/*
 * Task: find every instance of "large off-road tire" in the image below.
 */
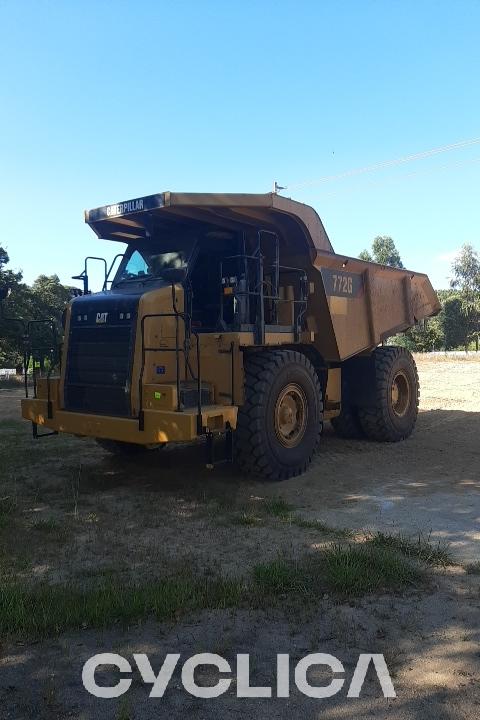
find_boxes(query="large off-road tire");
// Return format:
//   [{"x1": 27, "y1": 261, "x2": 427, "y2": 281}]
[
  {"x1": 331, "y1": 406, "x2": 364, "y2": 439},
  {"x1": 96, "y1": 439, "x2": 166, "y2": 455},
  {"x1": 330, "y1": 371, "x2": 364, "y2": 439},
  {"x1": 235, "y1": 350, "x2": 323, "y2": 480},
  {"x1": 357, "y1": 346, "x2": 419, "y2": 442}
]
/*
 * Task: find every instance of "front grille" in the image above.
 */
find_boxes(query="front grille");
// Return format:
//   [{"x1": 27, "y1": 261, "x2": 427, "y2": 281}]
[{"x1": 64, "y1": 324, "x2": 135, "y2": 416}]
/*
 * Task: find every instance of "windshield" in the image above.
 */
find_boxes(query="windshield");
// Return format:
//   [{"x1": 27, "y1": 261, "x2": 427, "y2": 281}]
[{"x1": 112, "y1": 240, "x2": 195, "y2": 286}]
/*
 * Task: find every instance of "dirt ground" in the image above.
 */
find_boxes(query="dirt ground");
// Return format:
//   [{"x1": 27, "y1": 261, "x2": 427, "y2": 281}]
[
  {"x1": 281, "y1": 354, "x2": 480, "y2": 564},
  {"x1": 0, "y1": 355, "x2": 479, "y2": 719}
]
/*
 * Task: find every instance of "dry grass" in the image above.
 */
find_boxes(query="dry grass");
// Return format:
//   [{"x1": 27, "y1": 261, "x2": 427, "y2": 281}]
[{"x1": 413, "y1": 352, "x2": 480, "y2": 362}]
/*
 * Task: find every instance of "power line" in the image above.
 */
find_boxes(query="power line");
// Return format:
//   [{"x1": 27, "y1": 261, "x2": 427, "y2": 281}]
[
  {"x1": 285, "y1": 136, "x2": 480, "y2": 191},
  {"x1": 315, "y1": 154, "x2": 480, "y2": 199}
]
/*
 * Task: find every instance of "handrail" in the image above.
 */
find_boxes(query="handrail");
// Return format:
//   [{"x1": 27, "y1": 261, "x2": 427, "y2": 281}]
[
  {"x1": 72, "y1": 256, "x2": 108, "y2": 295},
  {"x1": 104, "y1": 253, "x2": 125, "y2": 290},
  {"x1": 220, "y1": 254, "x2": 308, "y2": 340},
  {"x1": 23, "y1": 318, "x2": 59, "y2": 419},
  {"x1": 218, "y1": 341, "x2": 235, "y2": 406}
]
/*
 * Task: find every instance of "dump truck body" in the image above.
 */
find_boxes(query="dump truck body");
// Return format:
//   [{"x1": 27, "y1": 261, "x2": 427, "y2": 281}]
[{"x1": 21, "y1": 192, "x2": 440, "y2": 478}]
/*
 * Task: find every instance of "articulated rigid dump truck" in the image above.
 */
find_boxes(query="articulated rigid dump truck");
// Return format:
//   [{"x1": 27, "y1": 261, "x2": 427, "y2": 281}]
[{"x1": 21, "y1": 192, "x2": 440, "y2": 479}]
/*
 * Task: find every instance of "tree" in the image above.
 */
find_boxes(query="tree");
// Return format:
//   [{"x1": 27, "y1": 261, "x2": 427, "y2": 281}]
[
  {"x1": 31, "y1": 274, "x2": 72, "y2": 322},
  {"x1": 371, "y1": 236, "x2": 404, "y2": 268},
  {"x1": 450, "y1": 244, "x2": 480, "y2": 350},
  {"x1": 29, "y1": 275, "x2": 73, "y2": 369},
  {"x1": 396, "y1": 314, "x2": 444, "y2": 352},
  {"x1": 358, "y1": 249, "x2": 373, "y2": 262},
  {"x1": 0, "y1": 246, "x2": 22, "y2": 291},
  {"x1": 0, "y1": 251, "x2": 72, "y2": 369},
  {"x1": 0, "y1": 246, "x2": 9, "y2": 270},
  {"x1": 441, "y1": 294, "x2": 470, "y2": 350},
  {"x1": 0, "y1": 247, "x2": 27, "y2": 367},
  {"x1": 359, "y1": 236, "x2": 404, "y2": 268}
]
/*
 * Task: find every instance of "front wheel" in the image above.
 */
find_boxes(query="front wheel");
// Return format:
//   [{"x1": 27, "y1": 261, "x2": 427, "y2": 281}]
[
  {"x1": 235, "y1": 350, "x2": 323, "y2": 480},
  {"x1": 357, "y1": 346, "x2": 419, "y2": 442}
]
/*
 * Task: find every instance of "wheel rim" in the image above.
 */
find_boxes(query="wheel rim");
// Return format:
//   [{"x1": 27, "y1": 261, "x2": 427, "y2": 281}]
[
  {"x1": 391, "y1": 370, "x2": 411, "y2": 417},
  {"x1": 274, "y1": 383, "x2": 308, "y2": 448}
]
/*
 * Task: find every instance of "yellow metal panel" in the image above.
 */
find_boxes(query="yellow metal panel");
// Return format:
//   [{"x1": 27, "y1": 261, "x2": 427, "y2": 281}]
[
  {"x1": 35, "y1": 377, "x2": 61, "y2": 403},
  {"x1": 325, "y1": 368, "x2": 341, "y2": 410},
  {"x1": 21, "y1": 399, "x2": 237, "y2": 444},
  {"x1": 142, "y1": 383, "x2": 178, "y2": 410}
]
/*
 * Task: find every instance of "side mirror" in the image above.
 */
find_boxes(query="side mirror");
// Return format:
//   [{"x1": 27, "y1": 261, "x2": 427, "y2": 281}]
[
  {"x1": 0, "y1": 285, "x2": 10, "y2": 301},
  {"x1": 161, "y1": 266, "x2": 187, "y2": 284}
]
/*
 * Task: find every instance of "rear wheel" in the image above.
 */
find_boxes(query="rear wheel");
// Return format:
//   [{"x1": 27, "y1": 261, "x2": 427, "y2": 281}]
[
  {"x1": 331, "y1": 406, "x2": 364, "y2": 439},
  {"x1": 236, "y1": 350, "x2": 323, "y2": 480},
  {"x1": 96, "y1": 439, "x2": 166, "y2": 455},
  {"x1": 358, "y1": 346, "x2": 419, "y2": 441},
  {"x1": 331, "y1": 372, "x2": 364, "y2": 439}
]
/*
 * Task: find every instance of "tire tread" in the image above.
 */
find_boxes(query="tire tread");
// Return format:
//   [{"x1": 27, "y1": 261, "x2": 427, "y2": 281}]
[
  {"x1": 236, "y1": 349, "x2": 323, "y2": 479},
  {"x1": 357, "y1": 346, "x2": 419, "y2": 442}
]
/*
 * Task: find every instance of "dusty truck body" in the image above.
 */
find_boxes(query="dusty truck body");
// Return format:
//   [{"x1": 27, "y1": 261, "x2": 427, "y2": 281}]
[{"x1": 21, "y1": 192, "x2": 440, "y2": 478}]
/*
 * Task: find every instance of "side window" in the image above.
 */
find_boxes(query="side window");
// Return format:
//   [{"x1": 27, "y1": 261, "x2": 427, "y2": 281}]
[{"x1": 124, "y1": 250, "x2": 148, "y2": 278}]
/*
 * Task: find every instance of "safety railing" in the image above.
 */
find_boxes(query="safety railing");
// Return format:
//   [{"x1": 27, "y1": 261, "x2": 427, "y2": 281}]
[
  {"x1": 24, "y1": 318, "x2": 60, "y2": 421},
  {"x1": 220, "y1": 252, "x2": 308, "y2": 342}
]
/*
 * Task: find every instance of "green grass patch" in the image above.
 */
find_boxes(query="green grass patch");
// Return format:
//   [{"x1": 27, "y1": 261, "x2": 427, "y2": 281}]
[
  {"x1": 1, "y1": 541, "x2": 427, "y2": 639},
  {"x1": 232, "y1": 512, "x2": 264, "y2": 527},
  {"x1": 229, "y1": 496, "x2": 293, "y2": 526},
  {"x1": 254, "y1": 544, "x2": 422, "y2": 599},
  {"x1": 323, "y1": 543, "x2": 421, "y2": 594},
  {"x1": 366, "y1": 531, "x2": 453, "y2": 566},
  {"x1": 262, "y1": 497, "x2": 294, "y2": 520},
  {"x1": 228, "y1": 496, "x2": 353, "y2": 538},
  {"x1": 0, "y1": 572, "x2": 246, "y2": 639},
  {"x1": 253, "y1": 557, "x2": 312, "y2": 595},
  {"x1": 290, "y1": 517, "x2": 354, "y2": 539}
]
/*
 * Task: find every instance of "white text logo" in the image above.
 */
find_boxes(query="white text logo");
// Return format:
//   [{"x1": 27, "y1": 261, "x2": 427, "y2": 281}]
[{"x1": 82, "y1": 652, "x2": 396, "y2": 700}]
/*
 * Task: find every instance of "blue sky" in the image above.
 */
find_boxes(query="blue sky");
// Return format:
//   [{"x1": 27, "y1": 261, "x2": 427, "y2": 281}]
[{"x1": 1, "y1": 0, "x2": 479, "y2": 290}]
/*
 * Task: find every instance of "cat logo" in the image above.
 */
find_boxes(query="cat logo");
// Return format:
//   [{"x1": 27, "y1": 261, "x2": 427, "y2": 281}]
[{"x1": 96, "y1": 312, "x2": 109, "y2": 324}]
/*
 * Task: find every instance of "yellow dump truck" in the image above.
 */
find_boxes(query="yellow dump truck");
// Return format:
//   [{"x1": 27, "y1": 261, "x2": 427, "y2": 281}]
[{"x1": 20, "y1": 192, "x2": 440, "y2": 479}]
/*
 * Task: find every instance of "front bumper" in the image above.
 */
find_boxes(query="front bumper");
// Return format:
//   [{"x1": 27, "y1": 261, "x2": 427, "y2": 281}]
[{"x1": 21, "y1": 397, "x2": 237, "y2": 444}]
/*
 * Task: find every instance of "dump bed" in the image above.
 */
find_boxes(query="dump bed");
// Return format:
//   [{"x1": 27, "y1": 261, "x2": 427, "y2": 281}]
[
  {"x1": 308, "y1": 250, "x2": 440, "y2": 361},
  {"x1": 85, "y1": 191, "x2": 440, "y2": 362}
]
